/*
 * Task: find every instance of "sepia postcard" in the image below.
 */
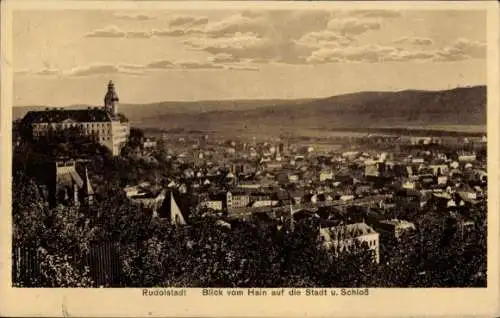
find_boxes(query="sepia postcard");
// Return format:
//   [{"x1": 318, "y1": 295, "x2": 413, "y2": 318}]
[{"x1": 0, "y1": 1, "x2": 499, "y2": 317}]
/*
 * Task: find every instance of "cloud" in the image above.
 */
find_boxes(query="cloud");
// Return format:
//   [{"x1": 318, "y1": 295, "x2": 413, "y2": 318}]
[
  {"x1": 83, "y1": 12, "x2": 484, "y2": 66},
  {"x1": 327, "y1": 18, "x2": 381, "y2": 36},
  {"x1": 112, "y1": 12, "x2": 155, "y2": 21},
  {"x1": 449, "y1": 38, "x2": 486, "y2": 58},
  {"x1": 145, "y1": 57, "x2": 258, "y2": 71},
  {"x1": 224, "y1": 63, "x2": 259, "y2": 71},
  {"x1": 306, "y1": 45, "x2": 399, "y2": 64},
  {"x1": 203, "y1": 13, "x2": 268, "y2": 37},
  {"x1": 383, "y1": 50, "x2": 435, "y2": 62},
  {"x1": 85, "y1": 25, "x2": 126, "y2": 38},
  {"x1": 126, "y1": 30, "x2": 153, "y2": 39},
  {"x1": 207, "y1": 53, "x2": 238, "y2": 63},
  {"x1": 182, "y1": 32, "x2": 279, "y2": 63},
  {"x1": 117, "y1": 11, "x2": 331, "y2": 64},
  {"x1": 305, "y1": 44, "x2": 438, "y2": 64},
  {"x1": 82, "y1": 12, "x2": 337, "y2": 64},
  {"x1": 169, "y1": 15, "x2": 208, "y2": 28},
  {"x1": 180, "y1": 11, "x2": 332, "y2": 64},
  {"x1": 145, "y1": 60, "x2": 176, "y2": 70},
  {"x1": 305, "y1": 44, "x2": 439, "y2": 64},
  {"x1": 186, "y1": 12, "x2": 333, "y2": 63},
  {"x1": 152, "y1": 27, "x2": 205, "y2": 38},
  {"x1": 433, "y1": 38, "x2": 486, "y2": 62},
  {"x1": 16, "y1": 64, "x2": 145, "y2": 77},
  {"x1": 294, "y1": 30, "x2": 353, "y2": 49},
  {"x1": 85, "y1": 25, "x2": 154, "y2": 39},
  {"x1": 64, "y1": 64, "x2": 144, "y2": 76},
  {"x1": 175, "y1": 60, "x2": 257, "y2": 71},
  {"x1": 305, "y1": 37, "x2": 485, "y2": 64},
  {"x1": 183, "y1": 32, "x2": 267, "y2": 50},
  {"x1": 36, "y1": 68, "x2": 62, "y2": 76},
  {"x1": 392, "y1": 36, "x2": 434, "y2": 46},
  {"x1": 145, "y1": 13, "x2": 267, "y2": 39},
  {"x1": 15, "y1": 68, "x2": 63, "y2": 77},
  {"x1": 85, "y1": 25, "x2": 205, "y2": 39}
]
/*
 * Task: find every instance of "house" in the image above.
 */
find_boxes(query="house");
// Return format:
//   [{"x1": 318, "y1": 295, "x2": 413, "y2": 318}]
[
  {"x1": 157, "y1": 192, "x2": 187, "y2": 225},
  {"x1": 21, "y1": 81, "x2": 130, "y2": 156},
  {"x1": 379, "y1": 197, "x2": 396, "y2": 211},
  {"x1": 374, "y1": 219, "x2": 416, "y2": 241},
  {"x1": 199, "y1": 200, "x2": 223, "y2": 211},
  {"x1": 394, "y1": 189, "x2": 422, "y2": 213},
  {"x1": 457, "y1": 219, "x2": 475, "y2": 239},
  {"x1": 228, "y1": 191, "x2": 251, "y2": 209},
  {"x1": 409, "y1": 137, "x2": 432, "y2": 145},
  {"x1": 288, "y1": 174, "x2": 299, "y2": 183},
  {"x1": 142, "y1": 138, "x2": 157, "y2": 153},
  {"x1": 456, "y1": 184, "x2": 478, "y2": 201},
  {"x1": 127, "y1": 188, "x2": 166, "y2": 216},
  {"x1": 342, "y1": 151, "x2": 359, "y2": 159},
  {"x1": 319, "y1": 170, "x2": 334, "y2": 182},
  {"x1": 402, "y1": 180, "x2": 416, "y2": 190},
  {"x1": 198, "y1": 192, "x2": 231, "y2": 211},
  {"x1": 263, "y1": 161, "x2": 283, "y2": 171},
  {"x1": 364, "y1": 164, "x2": 379, "y2": 177},
  {"x1": 288, "y1": 190, "x2": 305, "y2": 205},
  {"x1": 437, "y1": 176, "x2": 448, "y2": 186},
  {"x1": 35, "y1": 159, "x2": 94, "y2": 208},
  {"x1": 319, "y1": 222, "x2": 380, "y2": 264},
  {"x1": 458, "y1": 152, "x2": 477, "y2": 162},
  {"x1": 354, "y1": 184, "x2": 372, "y2": 197},
  {"x1": 411, "y1": 157, "x2": 425, "y2": 164},
  {"x1": 418, "y1": 174, "x2": 436, "y2": 187},
  {"x1": 250, "y1": 199, "x2": 279, "y2": 208},
  {"x1": 237, "y1": 181, "x2": 262, "y2": 190},
  {"x1": 429, "y1": 164, "x2": 449, "y2": 176},
  {"x1": 428, "y1": 192, "x2": 453, "y2": 210}
]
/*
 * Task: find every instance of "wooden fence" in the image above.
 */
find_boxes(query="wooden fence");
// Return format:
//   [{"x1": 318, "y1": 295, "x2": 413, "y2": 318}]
[{"x1": 12, "y1": 242, "x2": 122, "y2": 287}]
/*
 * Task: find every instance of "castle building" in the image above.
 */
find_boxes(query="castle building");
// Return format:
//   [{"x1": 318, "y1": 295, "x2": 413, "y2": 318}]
[
  {"x1": 319, "y1": 222, "x2": 380, "y2": 264},
  {"x1": 21, "y1": 81, "x2": 130, "y2": 156}
]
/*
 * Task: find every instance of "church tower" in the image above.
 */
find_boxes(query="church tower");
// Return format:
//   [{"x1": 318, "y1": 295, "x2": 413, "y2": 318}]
[
  {"x1": 104, "y1": 80, "x2": 119, "y2": 116},
  {"x1": 81, "y1": 166, "x2": 95, "y2": 206}
]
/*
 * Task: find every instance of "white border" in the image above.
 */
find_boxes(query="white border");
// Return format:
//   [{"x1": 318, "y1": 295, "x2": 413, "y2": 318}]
[{"x1": 1, "y1": 2, "x2": 498, "y2": 317}]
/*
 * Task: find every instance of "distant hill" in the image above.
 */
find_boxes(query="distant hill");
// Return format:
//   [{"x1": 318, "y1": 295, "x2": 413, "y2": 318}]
[{"x1": 14, "y1": 86, "x2": 486, "y2": 136}]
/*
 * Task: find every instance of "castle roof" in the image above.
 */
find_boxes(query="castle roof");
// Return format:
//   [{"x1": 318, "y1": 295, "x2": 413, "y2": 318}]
[{"x1": 23, "y1": 108, "x2": 114, "y2": 124}]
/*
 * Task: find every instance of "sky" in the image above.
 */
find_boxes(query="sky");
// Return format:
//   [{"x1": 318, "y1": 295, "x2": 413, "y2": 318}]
[{"x1": 13, "y1": 9, "x2": 487, "y2": 106}]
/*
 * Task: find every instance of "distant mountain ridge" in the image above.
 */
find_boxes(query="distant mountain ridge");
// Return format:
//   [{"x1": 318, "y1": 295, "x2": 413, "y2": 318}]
[{"x1": 14, "y1": 86, "x2": 486, "y2": 134}]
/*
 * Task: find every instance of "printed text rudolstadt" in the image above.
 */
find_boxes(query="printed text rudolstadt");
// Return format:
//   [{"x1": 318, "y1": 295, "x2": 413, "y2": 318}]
[{"x1": 142, "y1": 289, "x2": 188, "y2": 296}]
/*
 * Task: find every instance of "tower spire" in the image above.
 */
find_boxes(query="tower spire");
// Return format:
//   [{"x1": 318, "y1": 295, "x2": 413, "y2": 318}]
[{"x1": 82, "y1": 166, "x2": 94, "y2": 205}]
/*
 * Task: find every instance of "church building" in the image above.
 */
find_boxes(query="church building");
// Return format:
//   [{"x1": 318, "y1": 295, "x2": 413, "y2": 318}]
[{"x1": 21, "y1": 81, "x2": 130, "y2": 156}]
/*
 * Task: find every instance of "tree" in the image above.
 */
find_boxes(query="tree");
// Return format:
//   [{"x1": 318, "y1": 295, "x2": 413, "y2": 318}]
[
  {"x1": 36, "y1": 248, "x2": 94, "y2": 288},
  {"x1": 12, "y1": 176, "x2": 98, "y2": 287}
]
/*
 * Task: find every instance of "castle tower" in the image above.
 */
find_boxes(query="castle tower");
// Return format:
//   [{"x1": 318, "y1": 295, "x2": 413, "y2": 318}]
[{"x1": 104, "y1": 80, "x2": 119, "y2": 116}]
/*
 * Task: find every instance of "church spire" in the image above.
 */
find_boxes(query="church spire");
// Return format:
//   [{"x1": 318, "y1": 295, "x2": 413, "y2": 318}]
[
  {"x1": 104, "y1": 80, "x2": 119, "y2": 116},
  {"x1": 82, "y1": 166, "x2": 94, "y2": 205}
]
